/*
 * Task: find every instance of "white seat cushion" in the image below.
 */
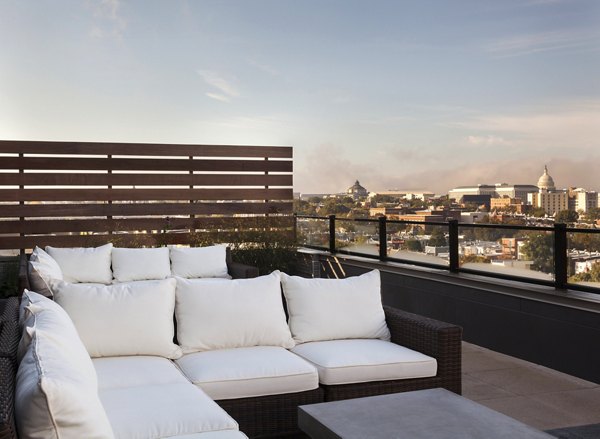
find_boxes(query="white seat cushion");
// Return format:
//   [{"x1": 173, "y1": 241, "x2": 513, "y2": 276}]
[
  {"x1": 175, "y1": 272, "x2": 294, "y2": 353},
  {"x1": 99, "y1": 383, "x2": 238, "y2": 439},
  {"x1": 53, "y1": 278, "x2": 182, "y2": 359},
  {"x1": 112, "y1": 247, "x2": 171, "y2": 282},
  {"x1": 281, "y1": 270, "x2": 391, "y2": 343},
  {"x1": 291, "y1": 339, "x2": 437, "y2": 385},
  {"x1": 46, "y1": 244, "x2": 113, "y2": 284},
  {"x1": 93, "y1": 356, "x2": 189, "y2": 390},
  {"x1": 176, "y1": 346, "x2": 319, "y2": 400}
]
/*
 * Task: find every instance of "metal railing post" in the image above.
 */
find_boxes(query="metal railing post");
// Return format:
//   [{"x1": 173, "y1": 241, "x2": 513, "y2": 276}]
[
  {"x1": 554, "y1": 223, "x2": 568, "y2": 289},
  {"x1": 293, "y1": 213, "x2": 298, "y2": 246},
  {"x1": 449, "y1": 219, "x2": 459, "y2": 273},
  {"x1": 329, "y1": 215, "x2": 336, "y2": 253},
  {"x1": 379, "y1": 216, "x2": 387, "y2": 261}
]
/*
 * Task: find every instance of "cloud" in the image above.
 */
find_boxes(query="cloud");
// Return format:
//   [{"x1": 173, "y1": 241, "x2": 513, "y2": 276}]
[
  {"x1": 88, "y1": 0, "x2": 126, "y2": 39},
  {"x1": 197, "y1": 70, "x2": 239, "y2": 103},
  {"x1": 466, "y1": 135, "x2": 512, "y2": 147},
  {"x1": 205, "y1": 92, "x2": 231, "y2": 103},
  {"x1": 248, "y1": 60, "x2": 280, "y2": 77},
  {"x1": 483, "y1": 29, "x2": 600, "y2": 57}
]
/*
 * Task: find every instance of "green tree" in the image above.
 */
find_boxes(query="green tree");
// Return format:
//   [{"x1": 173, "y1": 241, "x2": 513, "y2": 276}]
[
  {"x1": 293, "y1": 199, "x2": 317, "y2": 215},
  {"x1": 428, "y1": 227, "x2": 447, "y2": 246},
  {"x1": 569, "y1": 262, "x2": 600, "y2": 283},
  {"x1": 555, "y1": 210, "x2": 578, "y2": 224},
  {"x1": 521, "y1": 233, "x2": 554, "y2": 274},
  {"x1": 372, "y1": 194, "x2": 400, "y2": 205},
  {"x1": 460, "y1": 254, "x2": 490, "y2": 265},
  {"x1": 583, "y1": 208, "x2": 600, "y2": 222},
  {"x1": 529, "y1": 207, "x2": 547, "y2": 218},
  {"x1": 405, "y1": 239, "x2": 423, "y2": 252}
]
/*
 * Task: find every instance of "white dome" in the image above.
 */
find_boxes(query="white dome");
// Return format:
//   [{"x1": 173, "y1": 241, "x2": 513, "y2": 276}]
[{"x1": 537, "y1": 166, "x2": 555, "y2": 191}]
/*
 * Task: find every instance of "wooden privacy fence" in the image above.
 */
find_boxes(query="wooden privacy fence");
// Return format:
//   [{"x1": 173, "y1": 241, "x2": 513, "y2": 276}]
[{"x1": 0, "y1": 140, "x2": 293, "y2": 251}]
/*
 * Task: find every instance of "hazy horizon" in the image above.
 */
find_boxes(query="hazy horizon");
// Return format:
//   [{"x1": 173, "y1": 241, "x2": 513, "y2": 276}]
[{"x1": 1, "y1": 0, "x2": 599, "y2": 194}]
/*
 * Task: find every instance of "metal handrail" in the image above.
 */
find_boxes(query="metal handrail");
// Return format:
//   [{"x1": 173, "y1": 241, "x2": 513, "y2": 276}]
[{"x1": 294, "y1": 214, "x2": 600, "y2": 294}]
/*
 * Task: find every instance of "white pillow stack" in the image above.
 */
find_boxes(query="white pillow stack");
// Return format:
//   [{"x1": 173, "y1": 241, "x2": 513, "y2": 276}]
[
  {"x1": 281, "y1": 270, "x2": 391, "y2": 344},
  {"x1": 111, "y1": 247, "x2": 171, "y2": 282},
  {"x1": 46, "y1": 243, "x2": 113, "y2": 284},
  {"x1": 53, "y1": 278, "x2": 182, "y2": 359},
  {"x1": 175, "y1": 271, "x2": 295, "y2": 353},
  {"x1": 27, "y1": 247, "x2": 63, "y2": 297},
  {"x1": 170, "y1": 245, "x2": 230, "y2": 279},
  {"x1": 16, "y1": 291, "x2": 114, "y2": 439}
]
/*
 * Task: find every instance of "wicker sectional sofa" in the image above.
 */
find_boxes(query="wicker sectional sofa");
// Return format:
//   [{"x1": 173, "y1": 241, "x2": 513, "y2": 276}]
[{"x1": 0, "y1": 245, "x2": 462, "y2": 439}]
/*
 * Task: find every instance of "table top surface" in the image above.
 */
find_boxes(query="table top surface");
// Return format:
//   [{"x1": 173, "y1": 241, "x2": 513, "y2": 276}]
[{"x1": 298, "y1": 388, "x2": 555, "y2": 439}]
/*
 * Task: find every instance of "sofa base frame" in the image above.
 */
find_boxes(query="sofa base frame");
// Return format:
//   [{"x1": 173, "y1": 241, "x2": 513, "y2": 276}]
[{"x1": 216, "y1": 388, "x2": 324, "y2": 438}]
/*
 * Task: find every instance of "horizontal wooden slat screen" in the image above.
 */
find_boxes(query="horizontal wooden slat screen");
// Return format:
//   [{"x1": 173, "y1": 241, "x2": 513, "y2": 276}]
[{"x1": 0, "y1": 140, "x2": 293, "y2": 251}]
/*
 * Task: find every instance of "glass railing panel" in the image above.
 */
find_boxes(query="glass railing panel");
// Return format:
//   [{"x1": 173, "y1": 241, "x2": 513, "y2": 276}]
[
  {"x1": 458, "y1": 225, "x2": 554, "y2": 282},
  {"x1": 567, "y1": 229, "x2": 600, "y2": 290},
  {"x1": 387, "y1": 221, "x2": 449, "y2": 267},
  {"x1": 335, "y1": 219, "x2": 379, "y2": 256},
  {"x1": 296, "y1": 216, "x2": 329, "y2": 249}
]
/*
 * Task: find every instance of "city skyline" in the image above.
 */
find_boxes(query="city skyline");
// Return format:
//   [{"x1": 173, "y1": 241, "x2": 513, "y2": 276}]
[{"x1": 1, "y1": 1, "x2": 599, "y2": 193}]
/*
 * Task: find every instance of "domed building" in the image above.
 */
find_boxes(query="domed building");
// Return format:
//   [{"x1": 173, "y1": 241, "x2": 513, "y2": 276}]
[
  {"x1": 347, "y1": 180, "x2": 368, "y2": 199},
  {"x1": 537, "y1": 165, "x2": 556, "y2": 192}
]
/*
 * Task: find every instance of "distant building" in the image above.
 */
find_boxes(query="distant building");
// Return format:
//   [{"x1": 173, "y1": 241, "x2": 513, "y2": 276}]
[
  {"x1": 347, "y1": 180, "x2": 368, "y2": 199},
  {"x1": 569, "y1": 188, "x2": 598, "y2": 213},
  {"x1": 490, "y1": 197, "x2": 524, "y2": 213},
  {"x1": 449, "y1": 183, "x2": 537, "y2": 202},
  {"x1": 528, "y1": 166, "x2": 569, "y2": 215},
  {"x1": 369, "y1": 207, "x2": 407, "y2": 218},
  {"x1": 370, "y1": 190, "x2": 435, "y2": 201},
  {"x1": 461, "y1": 194, "x2": 491, "y2": 210}
]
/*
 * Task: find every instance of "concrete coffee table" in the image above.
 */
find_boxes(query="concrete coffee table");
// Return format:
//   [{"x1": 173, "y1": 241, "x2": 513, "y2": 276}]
[{"x1": 298, "y1": 388, "x2": 554, "y2": 439}]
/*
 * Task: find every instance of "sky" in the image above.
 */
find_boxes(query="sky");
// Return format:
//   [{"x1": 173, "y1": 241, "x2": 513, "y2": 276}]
[{"x1": 1, "y1": 0, "x2": 599, "y2": 194}]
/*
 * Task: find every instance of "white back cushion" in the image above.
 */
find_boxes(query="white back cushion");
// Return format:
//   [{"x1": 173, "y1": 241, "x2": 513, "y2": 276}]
[
  {"x1": 176, "y1": 271, "x2": 294, "y2": 353},
  {"x1": 45, "y1": 244, "x2": 113, "y2": 284},
  {"x1": 112, "y1": 247, "x2": 170, "y2": 282},
  {"x1": 170, "y1": 245, "x2": 230, "y2": 279},
  {"x1": 18, "y1": 290, "x2": 98, "y2": 384},
  {"x1": 15, "y1": 294, "x2": 114, "y2": 439},
  {"x1": 281, "y1": 270, "x2": 391, "y2": 343},
  {"x1": 53, "y1": 278, "x2": 182, "y2": 359}
]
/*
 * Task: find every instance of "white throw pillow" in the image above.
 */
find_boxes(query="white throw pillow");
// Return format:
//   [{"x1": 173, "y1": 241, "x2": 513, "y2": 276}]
[
  {"x1": 53, "y1": 278, "x2": 182, "y2": 359},
  {"x1": 112, "y1": 247, "x2": 170, "y2": 282},
  {"x1": 175, "y1": 271, "x2": 295, "y2": 353},
  {"x1": 28, "y1": 247, "x2": 63, "y2": 296},
  {"x1": 45, "y1": 244, "x2": 113, "y2": 284},
  {"x1": 170, "y1": 245, "x2": 230, "y2": 279},
  {"x1": 16, "y1": 326, "x2": 114, "y2": 439},
  {"x1": 281, "y1": 270, "x2": 391, "y2": 344}
]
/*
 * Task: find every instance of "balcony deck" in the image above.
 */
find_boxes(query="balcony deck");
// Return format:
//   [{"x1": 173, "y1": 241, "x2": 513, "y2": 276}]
[{"x1": 462, "y1": 341, "x2": 600, "y2": 431}]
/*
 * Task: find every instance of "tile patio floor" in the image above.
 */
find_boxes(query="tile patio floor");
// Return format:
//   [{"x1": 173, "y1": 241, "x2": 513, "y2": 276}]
[{"x1": 462, "y1": 342, "x2": 600, "y2": 430}]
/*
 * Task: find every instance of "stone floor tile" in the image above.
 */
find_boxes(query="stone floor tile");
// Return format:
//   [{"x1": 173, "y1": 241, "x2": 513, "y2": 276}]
[
  {"x1": 477, "y1": 395, "x2": 582, "y2": 430},
  {"x1": 461, "y1": 350, "x2": 520, "y2": 373},
  {"x1": 462, "y1": 373, "x2": 517, "y2": 401},
  {"x1": 528, "y1": 388, "x2": 600, "y2": 425},
  {"x1": 468, "y1": 365, "x2": 596, "y2": 396}
]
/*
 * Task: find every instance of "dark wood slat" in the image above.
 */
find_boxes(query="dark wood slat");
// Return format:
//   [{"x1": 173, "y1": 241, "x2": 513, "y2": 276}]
[
  {"x1": 0, "y1": 173, "x2": 293, "y2": 187},
  {"x1": 0, "y1": 141, "x2": 293, "y2": 158},
  {"x1": 0, "y1": 217, "x2": 294, "y2": 234},
  {"x1": 0, "y1": 230, "x2": 296, "y2": 250},
  {"x1": 0, "y1": 188, "x2": 293, "y2": 202},
  {"x1": 0, "y1": 157, "x2": 293, "y2": 172},
  {"x1": 0, "y1": 202, "x2": 293, "y2": 218}
]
